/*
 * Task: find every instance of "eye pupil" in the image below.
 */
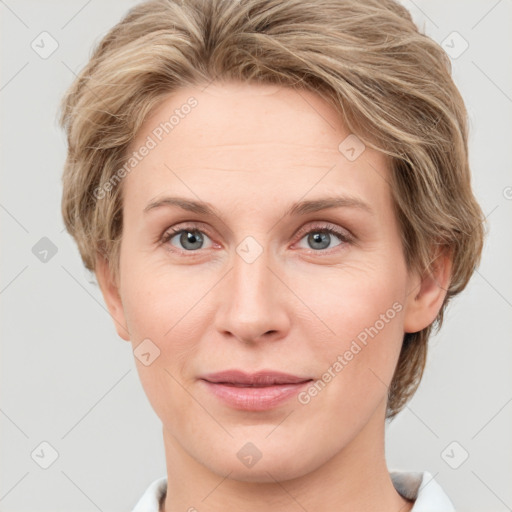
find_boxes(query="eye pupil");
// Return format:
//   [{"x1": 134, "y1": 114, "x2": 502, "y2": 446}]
[
  {"x1": 180, "y1": 230, "x2": 203, "y2": 250},
  {"x1": 168, "y1": 226, "x2": 343, "y2": 254},
  {"x1": 308, "y1": 231, "x2": 330, "y2": 250}
]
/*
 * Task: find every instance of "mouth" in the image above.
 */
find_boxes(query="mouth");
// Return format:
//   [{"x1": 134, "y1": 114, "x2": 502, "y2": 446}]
[{"x1": 199, "y1": 370, "x2": 313, "y2": 411}]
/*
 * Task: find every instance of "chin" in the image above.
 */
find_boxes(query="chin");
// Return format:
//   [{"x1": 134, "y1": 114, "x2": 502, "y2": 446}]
[
  {"x1": 197, "y1": 438, "x2": 326, "y2": 484},
  {"x1": 209, "y1": 460, "x2": 310, "y2": 484}
]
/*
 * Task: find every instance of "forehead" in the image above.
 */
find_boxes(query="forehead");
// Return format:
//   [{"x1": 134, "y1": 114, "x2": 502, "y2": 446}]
[{"x1": 124, "y1": 81, "x2": 391, "y2": 215}]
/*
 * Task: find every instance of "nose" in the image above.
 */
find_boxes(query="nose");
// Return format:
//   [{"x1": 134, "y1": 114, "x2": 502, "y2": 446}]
[{"x1": 214, "y1": 242, "x2": 291, "y2": 345}]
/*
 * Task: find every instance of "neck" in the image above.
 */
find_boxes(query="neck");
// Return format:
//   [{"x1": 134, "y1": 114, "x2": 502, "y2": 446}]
[{"x1": 160, "y1": 402, "x2": 413, "y2": 512}]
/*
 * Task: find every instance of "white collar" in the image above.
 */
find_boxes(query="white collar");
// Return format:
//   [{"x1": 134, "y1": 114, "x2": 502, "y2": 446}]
[
  {"x1": 132, "y1": 471, "x2": 455, "y2": 511},
  {"x1": 389, "y1": 470, "x2": 455, "y2": 511}
]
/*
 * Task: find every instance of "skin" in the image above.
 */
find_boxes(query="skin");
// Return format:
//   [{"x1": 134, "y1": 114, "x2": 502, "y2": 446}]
[{"x1": 96, "y1": 81, "x2": 451, "y2": 512}]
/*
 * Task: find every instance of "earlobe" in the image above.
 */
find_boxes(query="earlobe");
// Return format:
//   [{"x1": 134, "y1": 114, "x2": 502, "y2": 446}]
[
  {"x1": 95, "y1": 254, "x2": 131, "y2": 341},
  {"x1": 403, "y1": 249, "x2": 452, "y2": 334}
]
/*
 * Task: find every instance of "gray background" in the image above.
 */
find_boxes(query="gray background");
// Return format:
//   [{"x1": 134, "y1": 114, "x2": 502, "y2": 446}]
[{"x1": 1, "y1": 1, "x2": 511, "y2": 510}]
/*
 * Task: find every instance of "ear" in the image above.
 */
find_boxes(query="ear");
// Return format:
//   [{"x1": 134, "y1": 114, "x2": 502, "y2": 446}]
[
  {"x1": 403, "y1": 248, "x2": 452, "y2": 333},
  {"x1": 95, "y1": 253, "x2": 131, "y2": 341}
]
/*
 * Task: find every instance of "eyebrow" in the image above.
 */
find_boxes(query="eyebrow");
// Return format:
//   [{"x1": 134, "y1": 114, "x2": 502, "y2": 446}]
[{"x1": 143, "y1": 195, "x2": 373, "y2": 217}]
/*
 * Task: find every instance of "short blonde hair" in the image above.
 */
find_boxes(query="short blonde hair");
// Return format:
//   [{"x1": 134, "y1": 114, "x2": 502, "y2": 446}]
[{"x1": 59, "y1": 0, "x2": 485, "y2": 418}]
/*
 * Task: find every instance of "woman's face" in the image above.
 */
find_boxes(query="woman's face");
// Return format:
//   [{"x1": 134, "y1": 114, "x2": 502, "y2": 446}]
[{"x1": 103, "y1": 81, "x2": 424, "y2": 481}]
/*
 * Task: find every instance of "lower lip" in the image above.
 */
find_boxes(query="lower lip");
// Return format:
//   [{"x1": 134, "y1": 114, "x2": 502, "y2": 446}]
[{"x1": 201, "y1": 380, "x2": 311, "y2": 411}]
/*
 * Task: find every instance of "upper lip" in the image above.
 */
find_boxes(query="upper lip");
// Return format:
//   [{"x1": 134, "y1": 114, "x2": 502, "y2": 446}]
[{"x1": 200, "y1": 370, "x2": 313, "y2": 387}]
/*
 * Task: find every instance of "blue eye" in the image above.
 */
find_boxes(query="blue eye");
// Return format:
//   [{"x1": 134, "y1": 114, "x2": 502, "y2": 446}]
[
  {"x1": 296, "y1": 227, "x2": 348, "y2": 251},
  {"x1": 162, "y1": 228, "x2": 213, "y2": 251},
  {"x1": 161, "y1": 222, "x2": 351, "y2": 255}
]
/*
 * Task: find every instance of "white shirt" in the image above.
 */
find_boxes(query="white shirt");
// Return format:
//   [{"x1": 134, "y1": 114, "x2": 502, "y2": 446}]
[{"x1": 132, "y1": 470, "x2": 455, "y2": 511}]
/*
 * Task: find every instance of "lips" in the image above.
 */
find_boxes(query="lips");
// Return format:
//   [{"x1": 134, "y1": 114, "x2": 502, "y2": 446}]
[
  {"x1": 199, "y1": 370, "x2": 313, "y2": 411},
  {"x1": 201, "y1": 369, "x2": 312, "y2": 386}
]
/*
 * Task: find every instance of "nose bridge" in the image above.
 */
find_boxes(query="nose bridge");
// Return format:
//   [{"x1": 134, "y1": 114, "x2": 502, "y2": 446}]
[
  {"x1": 216, "y1": 237, "x2": 288, "y2": 342},
  {"x1": 233, "y1": 245, "x2": 271, "y2": 308}
]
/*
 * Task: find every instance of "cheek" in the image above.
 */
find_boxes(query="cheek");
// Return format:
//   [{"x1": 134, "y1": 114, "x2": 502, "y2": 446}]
[
  {"x1": 120, "y1": 274, "x2": 203, "y2": 429},
  {"x1": 122, "y1": 273, "x2": 202, "y2": 364},
  {"x1": 119, "y1": 240, "x2": 206, "y2": 342},
  {"x1": 118, "y1": 252, "x2": 202, "y2": 399},
  {"x1": 291, "y1": 259, "x2": 407, "y2": 411},
  {"x1": 291, "y1": 255, "x2": 407, "y2": 342}
]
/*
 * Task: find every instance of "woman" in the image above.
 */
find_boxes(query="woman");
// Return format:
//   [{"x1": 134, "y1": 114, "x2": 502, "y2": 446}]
[{"x1": 59, "y1": 0, "x2": 484, "y2": 510}]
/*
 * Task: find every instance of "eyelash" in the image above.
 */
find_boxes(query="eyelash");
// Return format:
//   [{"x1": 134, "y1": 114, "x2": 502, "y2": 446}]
[{"x1": 160, "y1": 221, "x2": 353, "y2": 257}]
